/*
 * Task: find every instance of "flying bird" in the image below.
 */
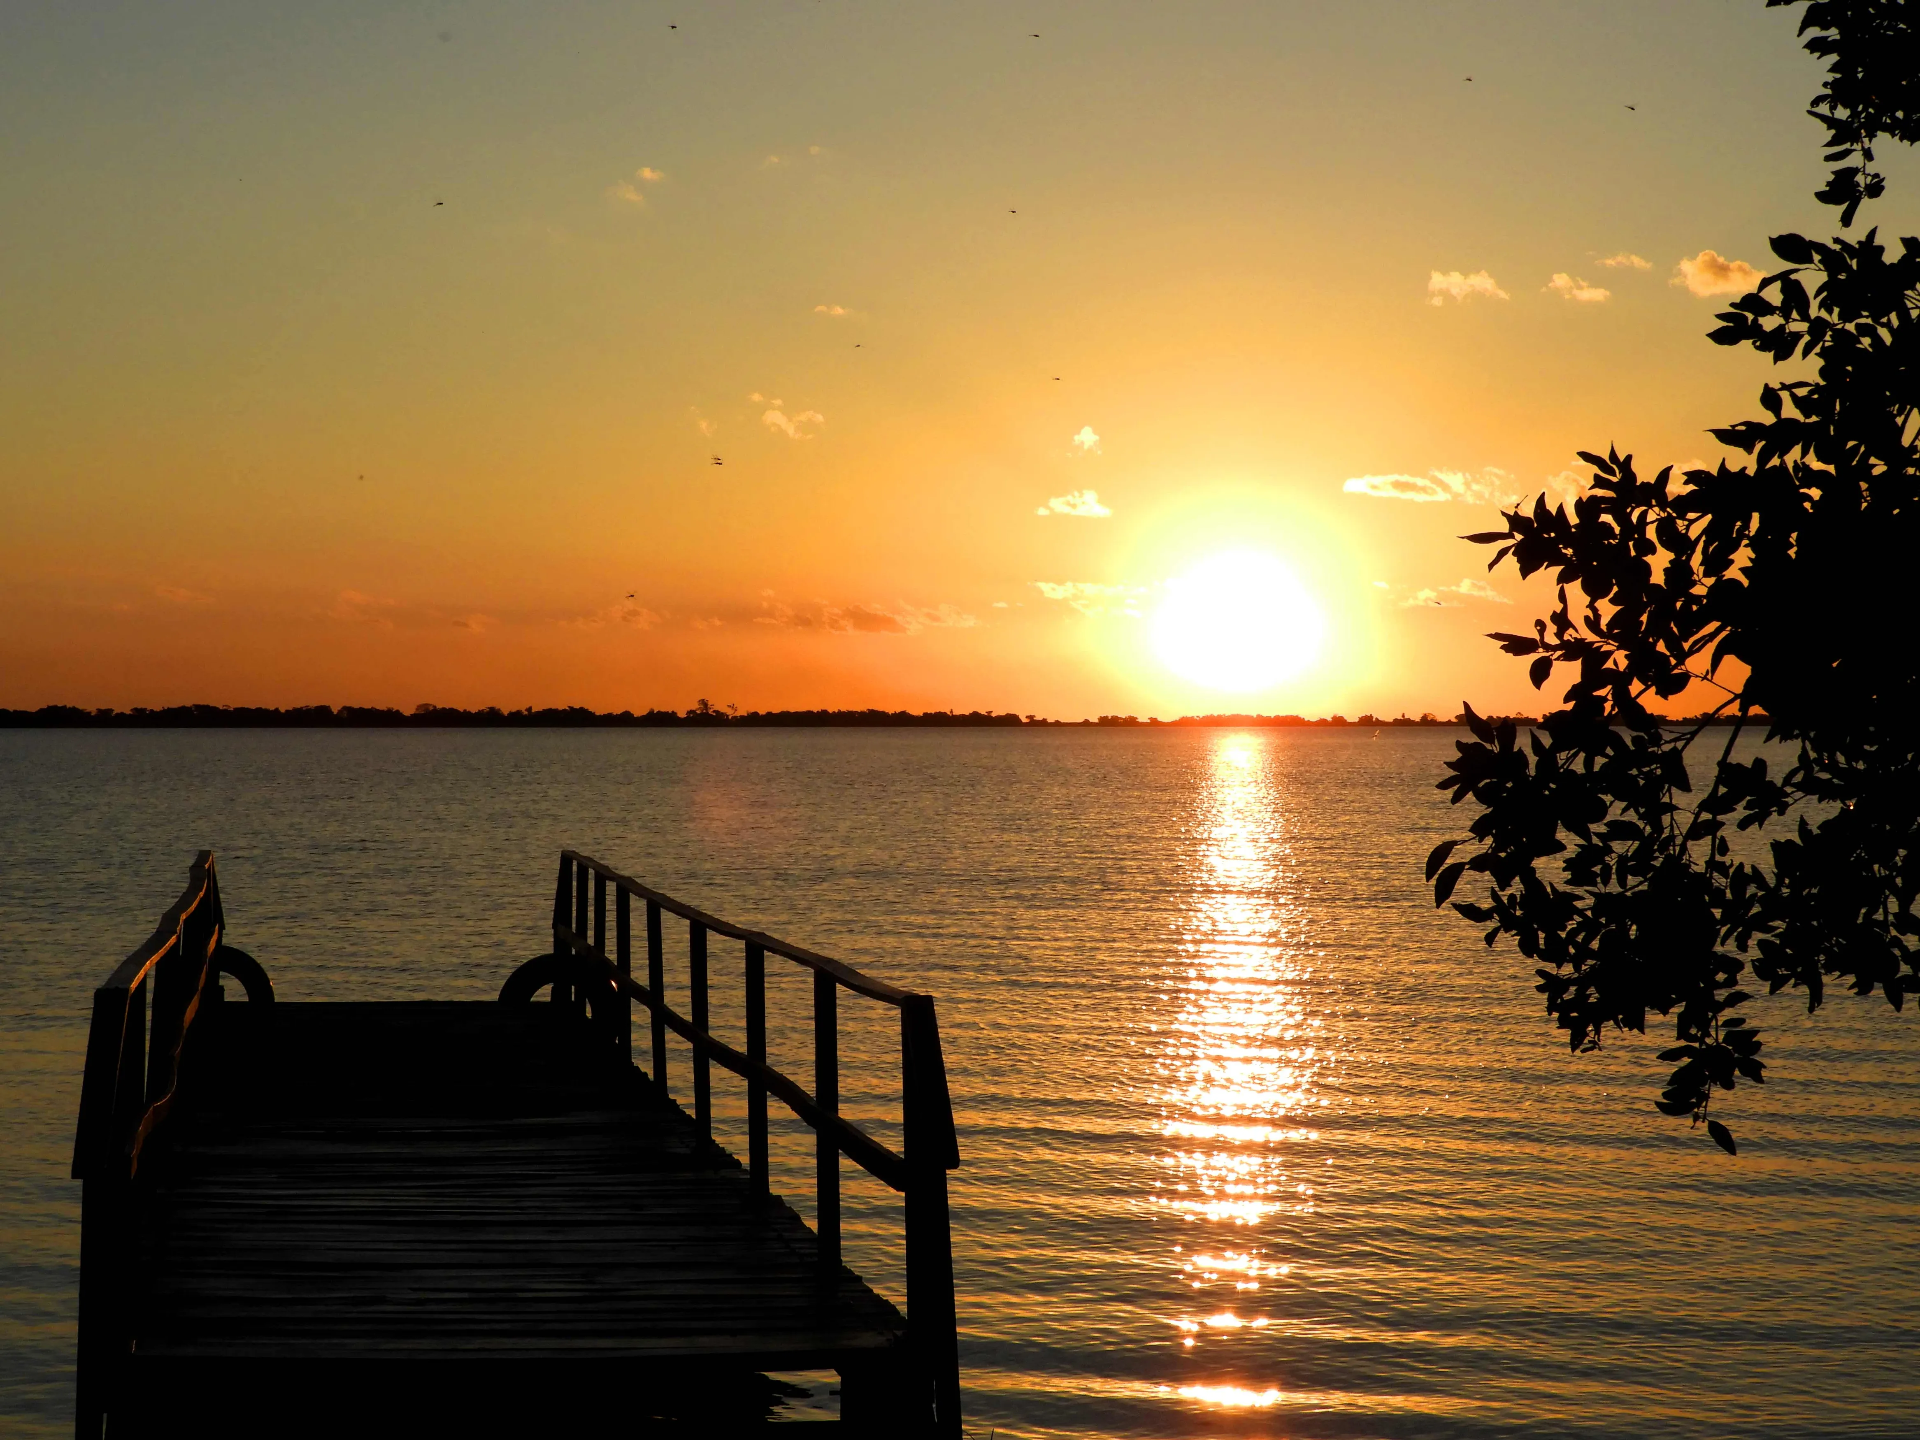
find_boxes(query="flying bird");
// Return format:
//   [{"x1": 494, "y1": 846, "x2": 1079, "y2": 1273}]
[
  {"x1": 433, "y1": 200, "x2": 443, "y2": 206},
  {"x1": 1625, "y1": 104, "x2": 1636, "y2": 111},
  {"x1": 627, "y1": 593, "x2": 635, "y2": 598},
  {"x1": 1464, "y1": 76, "x2": 1472, "y2": 82},
  {"x1": 710, "y1": 456, "x2": 724, "y2": 466}
]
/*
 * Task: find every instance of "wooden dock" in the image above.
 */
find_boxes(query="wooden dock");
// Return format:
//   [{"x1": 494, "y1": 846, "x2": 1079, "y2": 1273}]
[{"x1": 72, "y1": 852, "x2": 962, "y2": 1436}]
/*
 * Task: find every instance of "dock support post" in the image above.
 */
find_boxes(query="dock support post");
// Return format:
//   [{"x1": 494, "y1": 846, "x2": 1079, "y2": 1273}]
[
  {"x1": 646, "y1": 900, "x2": 666, "y2": 1089},
  {"x1": 572, "y1": 859, "x2": 590, "y2": 1019},
  {"x1": 903, "y1": 996, "x2": 962, "y2": 1438},
  {"x1": 615, "y1": 888, "x2": 632, "y2": 1059},
  {"x1": 550, "y1": 856, "x2": 573, "y2": 1008},
  {"x1": 814, "y1": 971, "x2": 840, "y2": 1282},
  {"x1": 745, "y1": 941, "x2": 768, "y2": 1198},
  {"x1": 690, "y1": 922, "x2": 710, "y2": 1132}
]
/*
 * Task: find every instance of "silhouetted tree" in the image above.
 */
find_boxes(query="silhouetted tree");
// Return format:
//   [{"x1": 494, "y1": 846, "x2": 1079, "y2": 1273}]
[{"x1": 1432, "y1": 0, "x2": 1919, "y2": 1152}]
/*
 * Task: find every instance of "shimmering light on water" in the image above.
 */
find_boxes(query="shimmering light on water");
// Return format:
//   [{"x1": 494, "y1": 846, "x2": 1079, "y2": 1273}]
[{"x1": 1158, "y1": 734, "x2": 1319, "y2": 1411}]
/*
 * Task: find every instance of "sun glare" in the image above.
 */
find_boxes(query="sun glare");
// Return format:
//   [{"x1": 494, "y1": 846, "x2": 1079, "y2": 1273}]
[{"x1": 1151, "y1": 551, "x2": 1324, "y2": 692}]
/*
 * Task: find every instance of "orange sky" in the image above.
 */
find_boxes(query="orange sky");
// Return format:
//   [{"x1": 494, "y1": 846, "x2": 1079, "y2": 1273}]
[{"x1": 4, "y1": 2, "x2": 1912, "y2": 717}]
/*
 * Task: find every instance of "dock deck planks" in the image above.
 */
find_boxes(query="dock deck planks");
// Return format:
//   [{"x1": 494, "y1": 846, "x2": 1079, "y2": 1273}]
[{"x1": 124, "y1": 1001, "x2": 906, "y2": 1428}]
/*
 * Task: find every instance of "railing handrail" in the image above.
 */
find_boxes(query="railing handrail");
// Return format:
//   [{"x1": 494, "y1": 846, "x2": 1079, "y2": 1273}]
[
  {"x1": 72, "y1": 852, "x2": 224, "y2": 1182},
  {"x1": 560, "y1": 849, "x2": 917, "y2": 1007},
  {"x1": 97, "y1": 855, "x2": 215, "y2": 997},
  {"x1": 553, "y1": 921, "x2": 920, "y2": 1189}
]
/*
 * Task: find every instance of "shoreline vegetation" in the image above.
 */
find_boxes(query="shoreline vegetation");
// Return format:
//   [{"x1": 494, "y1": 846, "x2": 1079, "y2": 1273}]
[{"x1": 2, "y1": 704, "x2": 1760, "y2": 730}]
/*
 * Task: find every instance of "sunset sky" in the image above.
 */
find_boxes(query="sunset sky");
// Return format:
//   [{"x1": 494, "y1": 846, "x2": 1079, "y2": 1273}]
[{"x1": 5, "y1": 1, "x2": 1913, "y2": 717}]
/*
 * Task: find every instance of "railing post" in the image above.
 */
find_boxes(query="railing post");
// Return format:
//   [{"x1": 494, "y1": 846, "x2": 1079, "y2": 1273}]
[
  {"x1": 814, "y1": 971, "x2": 840, "y2": 1282},
  {"x1": 573, "y1": 859, "x2": 590, "y2": 1019},
  {"x1": 903, "y1": 995, "x2": 962, "y2": 1438},
  {"x1": 615, "y1": 888, "x2": 632, "y2": 1059},
  {"x1": 745, "y1": 941, "x2": 768, "y2": 1199},
  {"x1": 551, "y1": 855, "x2": 573, "y2": 1008},
  {"x1": 646, "y1": 900, "x2": 666, "y2": 1089},
  {"x1": 689, "y1": 922, "x2": 710, "y2": 1133}
]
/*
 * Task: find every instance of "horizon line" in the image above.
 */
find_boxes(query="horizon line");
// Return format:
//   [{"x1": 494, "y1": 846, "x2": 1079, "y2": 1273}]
[{"x1": 2, "y1": 703, "x2": 1764, "y2": 730}]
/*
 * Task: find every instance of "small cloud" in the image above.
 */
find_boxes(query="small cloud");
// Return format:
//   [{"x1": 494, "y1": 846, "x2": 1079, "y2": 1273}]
[
  {"x1": 451, "y1": 613, "x2": 495, "y2": 632},
  {"x1": 689, "y1": 407, "x2": 717, "y2": 437},
  {"x1": 808, "y1": 145, "x2": 822, "y2": 155},
  {"x1": 1674, "y1": 249, "x2": 1764, "y2": 297},
  {"x1": 755, "y1": 594, "x2": 972, "y2": 633},
  {"x1": 1399, "y1": 576, "x2": 1512, "y2": 608},
  {"x1": 1037, "y1": 489, "x2": 1112, "y2": 518},
  {"x1": 329, "y1": 590, "x2": 398, "y2": 627},
  {"x1": 1371, "y1": 580, "x2": 1389, "y2": 589},
  {"x1": 1546, "y1": 272, "x2": 1611, "y2": 303},
  {"x1": 1428, "y1": 269, "x2": 1509, "y2": 305},
  {"x1": 605, "y1": 180, "x2": 647, "y2": 206},
  {"x1": 991, "y1": 600, "x2": 1010, "y2": 608},
  {"x1": 1600, "y1": 252, "x2": 1652, "y2": 269},
  {"x1": 1071, "y1": 425, "x2": 1100, "y2": 454},
  {"x1": 1450, "y1": 576, "x2": 1511, "y2": 604},
  {"x1": 1031, "y1": 580, "x2": 1148, "y2": 617},
  {"x1": 813, "y1": 304, "x2": 850, "y2": 316},
  {"x1": 154, "y1": 585, "x2": 213, "y2": 606},
  {"x1": 1343, "y1": 466, "x2": 1579, "y2": 509},
  {"x1": 762, "y1": 154, "x2": 782, "y2": 168},
  {"x1": 747, "y1": 392, "x2": 777, "y2": 404},
  {"x1": 763, "y1": 408, "x2": 824, "y2": 439},
  {"x1": 1342, "y1": 472, "x2": 1459, "y2": 503},
  {"x1": 636, "y1": 166, "x2": 664, "y2": 182}
]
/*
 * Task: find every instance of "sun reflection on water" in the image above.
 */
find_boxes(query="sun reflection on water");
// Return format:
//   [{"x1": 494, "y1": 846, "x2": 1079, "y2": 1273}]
[{"x1": 1154, "y1": 733, "x2": 1321, "y2": 1396}]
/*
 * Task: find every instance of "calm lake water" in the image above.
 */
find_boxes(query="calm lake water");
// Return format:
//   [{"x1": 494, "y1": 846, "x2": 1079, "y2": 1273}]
[{"x1": 2, "y1": 728, "x2": 1916, "y2": 1437}]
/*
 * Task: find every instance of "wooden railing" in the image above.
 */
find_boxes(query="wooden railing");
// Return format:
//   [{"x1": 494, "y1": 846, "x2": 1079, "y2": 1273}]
[
  {"x1": 533, "y1": 850, "x2": 962, "y2": 1436},
  {"x1": 69, "y1": 851, "x2": 272, "y2": 1438}
]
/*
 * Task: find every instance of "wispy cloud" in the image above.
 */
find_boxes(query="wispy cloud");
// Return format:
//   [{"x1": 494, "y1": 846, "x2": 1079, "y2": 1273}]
[
  {"x1": 328, "y1": 590, "x2": 398, "y2": 627},
  {"x1": 1343, "y1": 467, "x2": 1583, "y2": 508},
  {"x1": 1031, "y1": 580, "x2": 1148, "y2": 617},
  {"x1": 689, "y1": 407, "x2": 717, "y2": 437},
  {"x1": 1600, "y1": 252, "x2": 1652, "y2": 269},
  {"x1": 762, "y1": 154, "x2": 783, "y2": 168},
  {"x1": 1547, "y1": 272, "x2": 1611, "y2": 303},
  {"x1": 813, "y1": 304, "x2": 850, "y2": 317},
  {"x1": 1071, "y1": 425, "x2": 1101, "y2": 454},
  {"x1": 1428, "y1": 269, "x2": 1509, "y2": 305},
  {"x1": 1674, "y1": 249, "x2": 1764, "y2": 297},
  {"x1": 1400, "y1": 576, "x2": 1513, "y2": 608},
  {"x1": 755, "y1": 593, "x2": 974, "y2": 634},
  {"x1": 1036, "y1": 489, "x2": 1111, "y2": 518},
  {"x1": 570, "y1": 600, "x2": 663, "y2": 630},
  {"x1": 763, "y1": 408, "x2": 824, "y2": 439},
  {"x1": 451, "y1": 613, "x2": 496, "y2": 633},
  {"x1": 154, "y1": 585, "x2": 213, "y2": 606},
  {"x1": 604, "y1": 167, "x2": 663, "y2": 206}
]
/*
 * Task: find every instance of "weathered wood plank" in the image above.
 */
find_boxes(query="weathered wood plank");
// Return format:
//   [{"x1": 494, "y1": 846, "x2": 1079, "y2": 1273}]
[{"x1": 133, "y1": 1002, "x2": 909, "y2": 1381}]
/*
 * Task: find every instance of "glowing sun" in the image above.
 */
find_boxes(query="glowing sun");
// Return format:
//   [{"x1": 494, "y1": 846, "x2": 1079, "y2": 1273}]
[{"x1": 1151, "y1": 550, "x2": 1324, "y2": 692}]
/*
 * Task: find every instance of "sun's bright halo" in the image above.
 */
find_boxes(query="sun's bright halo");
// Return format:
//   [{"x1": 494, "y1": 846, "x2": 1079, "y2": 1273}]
[{"x1": 1151, "y1": 550, "x2": 1324, "y2": 692}]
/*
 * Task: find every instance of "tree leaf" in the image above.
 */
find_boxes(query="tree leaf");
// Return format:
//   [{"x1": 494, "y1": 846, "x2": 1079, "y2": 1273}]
[
  {"x1": 1706, "y1": 1120, "x2": 1737, "y2": 1156},
  {"x1": 1425, "y1": 838, "x2": 1461, "y2": 881}
]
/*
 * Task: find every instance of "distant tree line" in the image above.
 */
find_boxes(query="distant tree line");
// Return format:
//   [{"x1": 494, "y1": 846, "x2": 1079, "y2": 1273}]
[{"x1": 0, "y1": 704, "x2": 1759, "y2": 730}]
